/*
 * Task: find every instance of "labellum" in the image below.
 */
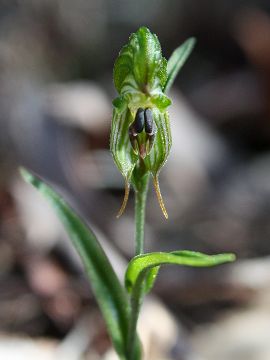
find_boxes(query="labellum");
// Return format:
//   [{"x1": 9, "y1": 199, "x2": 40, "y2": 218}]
[{"x1": 110, "y1": 27, "x2": 172, "y2": 218}]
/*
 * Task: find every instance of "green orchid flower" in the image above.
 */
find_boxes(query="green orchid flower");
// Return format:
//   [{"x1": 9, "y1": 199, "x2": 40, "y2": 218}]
[{"x1": 110, "y1": 26, "x2": 194, "y2": 218}]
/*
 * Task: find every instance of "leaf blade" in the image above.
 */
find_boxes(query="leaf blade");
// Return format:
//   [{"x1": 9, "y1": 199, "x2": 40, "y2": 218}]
[
  {"x1": 20, "y1": 168, "x2": 140, "y2": 359},
  {"x1": 163, "y1": 37, "x2": 196, "y2": 94},
  {"x1": 125, "y1": 250, "x2": 235, "y2": 293}
]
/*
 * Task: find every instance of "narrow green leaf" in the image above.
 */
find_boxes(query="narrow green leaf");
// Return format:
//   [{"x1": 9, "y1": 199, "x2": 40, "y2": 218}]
[
  {"x1": 163, "y1": 37, "x2": 196, "y2": 94},
  {"x1": 125, "y1": 250, "x2": 235, "y2": 293},
  {"x1": 20, "y1": 168, "x2": 140, "y2": 359},
  {"x1": 144, "y1": 266, "x2": 160, "y2": 294}
]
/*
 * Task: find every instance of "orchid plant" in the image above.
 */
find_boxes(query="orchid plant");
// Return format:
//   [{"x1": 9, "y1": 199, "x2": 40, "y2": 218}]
[{"x1": 21, "y1": 27, "x2": 235, "y2": 360}]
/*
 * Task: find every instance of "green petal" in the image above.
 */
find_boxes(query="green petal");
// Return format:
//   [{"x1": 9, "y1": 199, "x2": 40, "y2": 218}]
[
  {"x1": 144, "y1": 109, "x2": 171, "y2": 175},
  {"x1": 142, "y1": 109, "x2": 171, "y2": 218},
  {"x1": 110, "y1": 107, "x2": 139, "y2": 216},
  {"x1": 110, "y1": 107, "x2": 138, "y2": 181}
]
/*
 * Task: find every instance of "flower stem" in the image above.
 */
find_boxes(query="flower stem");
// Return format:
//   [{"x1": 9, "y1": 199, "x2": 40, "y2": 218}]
[
  {"x1": 127, "y1": 171, "x2": 150, "y2": 359},
  {"x1": 135, "y1": 172, "x2": 150, "y2": 255}
]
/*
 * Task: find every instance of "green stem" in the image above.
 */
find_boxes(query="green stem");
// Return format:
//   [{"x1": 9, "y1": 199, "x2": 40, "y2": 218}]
[
  {"x1": 135, "y1": 173, "x2": 150, "y2": 255},
  {"x1": 127, "y1": 171, "x2": 150, "y2": 359}
]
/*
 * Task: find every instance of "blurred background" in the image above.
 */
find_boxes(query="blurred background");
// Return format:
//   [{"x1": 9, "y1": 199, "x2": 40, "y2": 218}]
[{"x1": 1, "y1": 0, "x2": 270, "y2": 359}]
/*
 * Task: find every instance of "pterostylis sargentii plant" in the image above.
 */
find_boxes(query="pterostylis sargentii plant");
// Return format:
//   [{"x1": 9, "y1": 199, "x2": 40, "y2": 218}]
[{"x1": 21, "y1": 27, "x2": 235, "y2": 360}]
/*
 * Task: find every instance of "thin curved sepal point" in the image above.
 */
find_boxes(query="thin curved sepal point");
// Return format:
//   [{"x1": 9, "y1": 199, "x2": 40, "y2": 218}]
[
  {"x1": 153, "y1": 176, "x2": 168, "y2": 219},
  {"x1": 116, "y1": 181, "x2": 130, "y2": 218}
]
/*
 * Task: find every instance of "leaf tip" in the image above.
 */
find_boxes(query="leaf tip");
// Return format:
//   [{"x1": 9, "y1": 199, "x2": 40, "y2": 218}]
[
  {"x1": 226, "y1": 253, "x2": 236, "y2": 262},
  {"x1": 212, "y1": 252, "x2": 236, "y2": 266},
  {"x1": 188, "y1": 37, "x2": 197, "y2": 47},
  {"x1": 19, "y1": 167, "x2": 33, "y2": 184}
]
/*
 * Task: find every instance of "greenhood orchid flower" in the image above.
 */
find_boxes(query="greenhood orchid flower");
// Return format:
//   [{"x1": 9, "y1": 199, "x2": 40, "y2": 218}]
[
  {"x1": 110, "y1": 26, "x2": 195, "y2": 218},
  {"x1": 110, "y1": 26, "x2": 172, "y2": 218}
]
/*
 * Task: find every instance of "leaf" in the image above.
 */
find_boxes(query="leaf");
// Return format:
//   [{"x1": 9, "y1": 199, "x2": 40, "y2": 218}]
[
  {"x1": 125, "y1": 250, "x2": 235, "y2": 293},
  {"x1": 144, "y1": 266, "x2": 160, "y2": 294},
  {"x1": 20, "y1": 168, "x2": 141, "y2": 360},
  {"x1": 163, "y1": 37, "x2": 196, "y2": 94}
]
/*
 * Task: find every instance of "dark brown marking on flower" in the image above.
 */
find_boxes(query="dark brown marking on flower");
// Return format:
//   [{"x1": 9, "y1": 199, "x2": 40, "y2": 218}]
[
  {"x1": 144, "y1": 108, "x2": 154, "y2": 134},
  {"x1": 133, "y1": 108, "x2": 144, "y2": 133}
]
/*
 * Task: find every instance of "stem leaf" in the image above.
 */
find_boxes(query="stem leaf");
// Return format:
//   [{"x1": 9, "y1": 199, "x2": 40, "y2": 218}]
[
  {"x1": 20, "y1": 168, "x2": 140, "y2": 359},
  {"x1": 163, "y1": 37, "x2": 196, "y2": 94},
  {"x1": 125, "y1": 250, "x2": 235, "y2": 293}
]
